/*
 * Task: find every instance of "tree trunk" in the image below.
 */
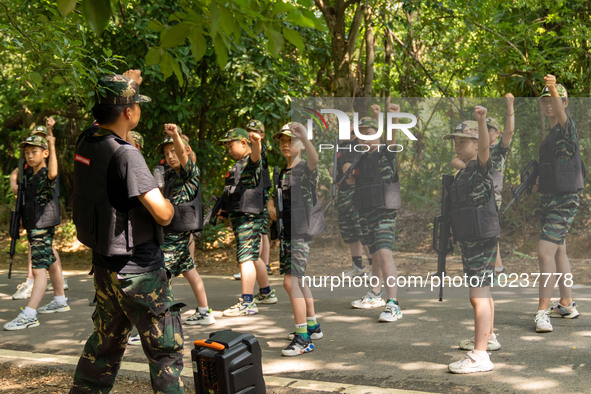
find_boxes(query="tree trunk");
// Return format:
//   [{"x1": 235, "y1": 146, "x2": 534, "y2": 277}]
[{"x1": 362, "y1": 6, "x2": 374, "y2": 98}]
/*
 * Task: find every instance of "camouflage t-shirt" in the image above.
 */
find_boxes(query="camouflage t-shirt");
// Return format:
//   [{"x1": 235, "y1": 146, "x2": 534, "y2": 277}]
[
  {"x1": 373, "y1": 150, "x2": 398, "y2": 184},
  {"x1": 489, "y1": 141, "x2": 509, "y2": 175},
  {"x1": 165, "y1": 159, "x2": 200, "y2": 205},
  {"x1": 26, "y1": 167, "x2": 57, "y2": 206},
  {"x1": 456, "y1": 157, "x2": 494, "y2": 207}
]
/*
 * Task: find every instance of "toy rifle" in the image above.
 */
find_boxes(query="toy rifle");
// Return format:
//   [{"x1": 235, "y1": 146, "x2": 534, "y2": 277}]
[
  {"x1": 273, "y1": 166, "x2": 286, "y2": 259},
  {"x1": 336, "y1": 152, "x2": 364, "y2": 187},
  {"x1": 8, "y1": 159, "x2": 26, "y2": 279},
  {"x1": 501, "y1": 160, "x2": 540, "y2": 215},
  {"x1": 432, "y1": 174, "x2": 454, "y2": 301},
  {"x1": 203, "y1": 195, "x2": 224, "y2": 227}
]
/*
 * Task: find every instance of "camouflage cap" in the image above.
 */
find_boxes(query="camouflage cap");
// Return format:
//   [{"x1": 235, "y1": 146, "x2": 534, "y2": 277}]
[
  {"x1": 541, "y1": 84, "x2": 568, "y2": 98},
  {"x1": 130, "y1": 131, "x2": 144, "y2": 149},
  {"x1": 245, "y1": 119, "x2": 265, "y2": 133},
  {"x1": 358, "y1": 117, "x2": 379, "y2": 129},
  {"x1": 31, "y1": 125, "x2": 47, "y2": 136},
  {"x1": 217, "y1": 128, "x2": 250, "y2": 144},
  {"x1": 96, "y1": 74, "x2": 151, "y2": 105},
  {"x1": 485, "y1": 117, "x2": 500, "y2": 132},
  {"x1": 443, "y1": 120, "x2": 479, "y2": 140},
  {"x1": 156, "y1": 137, "x2": 174, "y2": 154},
  {"x1": 19, "y1": 135, "x2": 48, "y2": 150},
  {"x1": 273, "y1": 123, "x2": 296, "y2": 140}
]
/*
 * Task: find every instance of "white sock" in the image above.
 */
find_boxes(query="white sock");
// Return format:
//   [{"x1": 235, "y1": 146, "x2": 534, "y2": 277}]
[
  {"x1": 54, "y1": 295, "x2": 67, "y2": 304},
  {"x1": 471, "y1": 349, "x2": 488, "y2": 359},
  {"x1": 26, "y1": 278, "x2": 34, "y2": 286},
  {"x1": 23, "y1": 307, "x2": 37, "y2": 318},
  {"x1": 198, "y1": 307, "x2": 209, "y2": 314}
]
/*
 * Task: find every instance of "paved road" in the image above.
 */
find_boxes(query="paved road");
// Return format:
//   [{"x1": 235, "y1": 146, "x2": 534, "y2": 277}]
[{"x1": 0, "y1": 270, "x2": 590, "y2": 393}]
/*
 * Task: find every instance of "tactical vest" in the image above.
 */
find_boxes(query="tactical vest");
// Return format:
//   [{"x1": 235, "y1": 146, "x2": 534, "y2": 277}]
[
  {"x1": 490, "y1": 146, "x2": 503, "y2": 194},
  {"x1": 448, "y1": 161, "x2": 500, "y2": 242},
  {"x1": 280, "y1": 162, "x2": 326, "y2": 238},
  {"x1": 73, "y1": 133, "x2": 157, "y2": 256},
  {"x1": 261, "y1": 146, "x2": 272, "y2": 191},
  {"x1": 353, "y1": 151, "x2": 401, "y2": 211},
  {"x1": 222, "y1": 157, "x2": 264, "y2": 214},
  {"x1": 22, "y1": 172, "x2": 60, "y2": 230},
  {"x1": 162, "y1": 170, "x2": 203, "y2": 233},
  {"x1": 538, "y1": 127, "x2": 584, "y2": 194}
]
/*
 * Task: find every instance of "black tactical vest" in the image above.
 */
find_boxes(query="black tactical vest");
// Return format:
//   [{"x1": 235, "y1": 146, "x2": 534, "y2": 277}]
[
  {"x1": 162, "y1": 169, "x2": 203, "y2": 233},
  {"x1": 22, "y1": 171, "x2": 60, "y2": 230},
  {"x1": 280, "y1": 162, "x2": 326, "y2": 239},
  {"x1": 222, "y1": 157, "x2": 264, "y2": 214},
  {"x1": 353, "y1": 151, "x2": 401, "y2": 211},
  {"x1": 448, "y1": 160, "x2": 500, "y2": 242},
  {"x1": 538, "y1": 127, "x2": 584, "y2": 194},
  {"x1": 261, "y1": 145, "x2": 272, "y2": 191},
  {"x1": 73, "y1": 133, "x2": 157, "y2": 256}
]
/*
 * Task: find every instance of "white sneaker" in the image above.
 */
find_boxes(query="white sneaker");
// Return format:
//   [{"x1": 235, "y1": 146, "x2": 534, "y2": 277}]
[
  {"x1": 449, "y1": 351, "x2": 494, "y2": 374},
  {"x1": 378, "y1": 300, "x2": 402, "y2": 322},
  {"x1": 459, "y1": 333, "x2": 501, "y2": 351},
  {"x1": 38, "y1": 299, "x2": 71, "y2": 314},
  {"x1": 535, "y1": 309, "x2": 553, "y2": 332},
  {"x1": 127, "y1": 334, "x2": 142, "y2": 345},
  {"x1": 12, "y1": 282, "x2": 33, "y2": 300},
  {"x1": 4, "y1": 313, "x2": 40, "y2": 331},
  {"x1": 344, "y1": 265, "x2": 366, "y2": 278},
  {"x1": 281, "y1": 334, "x2": 314, "y2": 357},
  {"x1": 255, "y1": 289, "x2": 278, "y2": 304},
  {"x1": 222, "y1": 299, "x2": 258, "y2": 317},
  {"x1": 233, "y1": 272, "x2": 241, "y2": 280},
  {"x1": 185, "y1": 309, "x2": 216, "y2": 325},
  {"x1": 351, "y1": 291, "x2": 386, "y2": 309},
  {"x1": 550, "y1": 302, "x2": 580, "y2": 319}
]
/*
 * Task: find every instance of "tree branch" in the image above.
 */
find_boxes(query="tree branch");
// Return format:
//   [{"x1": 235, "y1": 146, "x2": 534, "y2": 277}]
[
  {"x1": 0, "y1": 1, "x2": 42, "y2": 56},
  {"x1": 468, "y1": 19, "x2": 529, "y2": 66},
  {"x1": 346, "y1": 4, "x2": 364, "y2": 59}
]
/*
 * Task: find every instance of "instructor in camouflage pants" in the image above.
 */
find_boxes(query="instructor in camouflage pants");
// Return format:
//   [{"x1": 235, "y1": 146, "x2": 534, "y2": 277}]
[{"x1": 70, "y1": 70, "x2": 184, "y2": 393}]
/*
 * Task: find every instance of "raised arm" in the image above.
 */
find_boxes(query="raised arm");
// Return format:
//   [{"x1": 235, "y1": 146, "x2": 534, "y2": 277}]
[
  {"x1": 164, "y1": 123, "x2": 188, "y2": 168},
  {"x1": 501, "y1": 93, "x2": 515, "y2": 147},
  {"x1": 249, "y1": 132, "x2": 262, "y2": 164},
  {"x1": 474, "y1": 106, "x2": 490, "y2": 167},
  {"x1": 544, "y1": 74, "x2": 567, "y2": 129},
  {"x1": 45, "y1": 130, "x2": 58, "y2": 181},
  {"x1": 291, "y1": 122, "x2": 319, "y2": 171}
]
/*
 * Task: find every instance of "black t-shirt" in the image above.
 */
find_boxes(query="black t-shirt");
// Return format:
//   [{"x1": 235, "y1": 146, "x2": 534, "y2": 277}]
[{"x1": 87, "y1": 128, "x2": 164, "y2": 274}]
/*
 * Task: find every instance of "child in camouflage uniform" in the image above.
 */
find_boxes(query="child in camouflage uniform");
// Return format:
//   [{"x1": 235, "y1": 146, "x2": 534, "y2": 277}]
[
  {"x1": 4, "y1": 132, "x2": 69, "y2": 330},
  {"x1": 534, "y1": 75, "x2": 583, "y2": 333},
  {"x1": 445, "y1": 108, "x2": 499, "y2": 374},
  {"x1": 451, "y1": 95, "x2": 515, "y2": 274},
  {"x1": 157, "y1": 124, "x2": 214, "y2": 326},
  {"x1": 218, "y1": 128, "x2": 277, "y2": 316},
  {"x1": 10, "y1": 118, "x2": 68, "y2": 300},
  {"x1": 351, "y1": 113, "x2": 403, "y2": 323},
  {"x1": 268, "y1": 122, "x2": 324, "y2": 356}
]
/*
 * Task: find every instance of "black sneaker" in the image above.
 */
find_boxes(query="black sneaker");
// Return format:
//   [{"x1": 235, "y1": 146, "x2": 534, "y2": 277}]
[{"x1": 282, "y1": 334, "x2": 314, "y2": 357}]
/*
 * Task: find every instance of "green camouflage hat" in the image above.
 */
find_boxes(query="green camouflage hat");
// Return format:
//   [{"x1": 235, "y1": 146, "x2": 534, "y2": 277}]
[
  {"x1": 217, "y1": 128, "x2": 250, "y2": 144},
  {"x1": 273, "y1": 123, "x2": 296, "y2": 140},
  {"x1": 358, "y1": 117, "x2": 379, "y2": 129},
  {"x1": 541, "y1": 84, "x2": 568, "y2": 98},
  {"x1": 443, "y1": 120, "x2": 479, "y2": 140},
  {"x1": 245, "y1": 119, "x2": 265, "y2": 133},
  {"x1": 130, "y1": 131, "x2": 144, "y2": 149},
  {"x1": 31, "y1": 125, "x2": 47, "y2": 136},
  {"x1": 485, "y1": 117, "x2": 501, "y2": 132},
  {"x1": 19, "y1": 135, "x2": 48, "y2": 150},
  {"x1": 96, "y1": 74, "x2": 152, "y2": 105},
  {"x1": 156, "y1": 137, "x2": 174, "y2": 154}
]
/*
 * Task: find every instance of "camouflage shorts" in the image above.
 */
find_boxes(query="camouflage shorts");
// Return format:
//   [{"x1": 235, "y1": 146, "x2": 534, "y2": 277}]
[
  {"x1": 162, "y1": 231, "x2": 195, "y2": 277},
  {"x1": 337, "y1": 186, "x2": 364, "y2": 244},
  {"x1": 280, "y1": 238, "x2": 311, "y2": 277},
  {"x1": 359, "y1": 208, "x2": 397, "y2": 255},
  {"x1": 231, "y1": 214, "x2": 265, "y2": 264},
  {"x1": 261, "y1": 206, "x2": 270, "y2": 235},
  {"x1": 460, "y1": 237, "x2": 498, "y2": 287},
  {"x1": 540, "y1": 193, "x2": 580, "y2": 245},
  {"x1": 71, "y1": 266, "x2": 184, "y2": 394},
  {"x1": 26, "y1": 227, "x2": 56, "y2": 270}
]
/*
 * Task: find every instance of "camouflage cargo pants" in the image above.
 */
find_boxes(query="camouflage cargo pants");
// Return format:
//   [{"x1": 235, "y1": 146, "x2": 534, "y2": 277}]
[{"x1": 70, "y1": 266, "x2": 184, "y2": 394}]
